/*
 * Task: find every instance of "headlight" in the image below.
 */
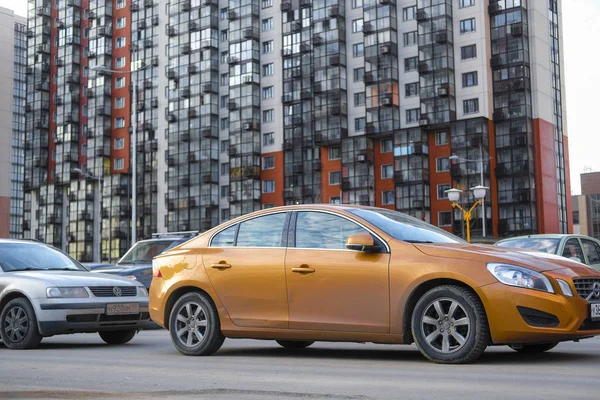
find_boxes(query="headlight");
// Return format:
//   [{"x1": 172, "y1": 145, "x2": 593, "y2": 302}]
[
  {"x1": 124, "y1": 275, "x2": 138, "y2": 280},
  {"x1": 46, "y1": 287, "x2": 89, "y2": 298},
  {"x1": 486, "y1": 263, "x2": 554, "y2": 293},
  {"x1": 137, "y1": 286, "x2": 148, "y2": 297},
  {"x1": 556, "y1": 279, "x2": 573, "y2": 297}
]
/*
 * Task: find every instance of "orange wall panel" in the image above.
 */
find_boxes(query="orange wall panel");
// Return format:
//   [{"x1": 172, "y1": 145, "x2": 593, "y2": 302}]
[
  {"x1": 564, "y1": 135, "x2": 573, "y2": 233},
  {"x1": 261, "y1": 150, "x2": 285, "y2": 206},
  {"x1": 487, "y1": 120, "x2": 499, "y2": 237},
  {"x1": 534, "y1": 118, "x2": 560, "y2": 233},
  {"x1": 373, "y1": 139, "x2": 395, "y2": 209},
  {"x1": 321, "y1": 147, "x2": 342, "y2": 203},
  {"x1": 428, "y1": 132, "x2": 452, "y2": 231}
]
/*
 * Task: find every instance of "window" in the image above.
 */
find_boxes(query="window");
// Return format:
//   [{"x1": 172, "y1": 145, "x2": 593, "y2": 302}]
[
  {"x1": 114, "y1": 97, "x2": 125, "y2": 109},
  {"x1": 116, "y1": 57, "x2": 126, "y2": 68},
  {"x1": 438, "y1": 212, "x2": 452, "y2": 227},
  {"x1": 435, "y1": 131, "x2": 448, "y2": 146},
  {"x1": 220, "y1": 95, "x2": 229, "y2": 108},
  {"x1": 354, "y1": 92, "x2": 365, "y2": 107},
  {"x1": 462, "y1": 71, "x2": 478, "y2": 87},
  {"x1": 403, "y1": 6, "x2": 416, "y2": 21},
  {"x1": 381, "y1": 165, "x2": 394, "y2": 179},
  {"x1": 262, "y1": 63, "x2": 274, "y2": 77},
  {"x1": 261, "y1": 0, "x2": 272, "y2": 8},
  {"x1": 220, "y1": 118, "x2": 229, "y2": 130},
  {"x1": 460, "y1": 18, "x2": 476, "y2": 34},
  {"x1": 436, "y1": 157, "x2": 450, "y2": 172},
  {"x1": 116, "y1": 0, "x2": 126, "y2": 9},
  {"x1": 582, "y1": 239, "x2": 600, "y2": 265},
  {"x1": 561, "y1": 238, "x2": 585, "y2": 262},
  {"x1": 262, "y1": 180, "x2": 275, "y2": 194},
  {"x1": 212, "y1": 225, "x2": 236, "y2": 247},
  {"x1": 221, "y1": 73, "x2": 228, "y2": 86},
  {"x1": 115, "y1": 76, "x2": 125, "y2": 89},
  {"x1": 220, "y1": 7, "x2": 228, "y2": 20},
  {"x1": 295, "y1": 212, "x2": 368, "y2": 250},
  {"x1": 463, "y1": 98, "x2": 479, "y2": 114},
  {"x1": 381, "y1": 139, "x2": 393, "y2": 153},
  {"x1": 263, "y1": 132, "x2": 275, "y2": 146},
  {"x1": 352, "y1": 43, "x2": 364, "y2": 57},
  {"x1": 220, "y1": 51, "x2": 228, "y2": 63},
  {"x1": 221, "y1": 140, "x2": 229, "y2": 153},
  {"x1": 329, "y1": 171, "x2": 341, "y2": 185},
  {"x1": 263, "y1": 109, "x2": 274, "y2": 123},
  {"x1": 329, "y1": 147, "x2": 341, "y2": 160},
  {"x1": 261, "y1": 18, "x2": 273, "y2": 31},
  {"x1": 221, "y1": 29, "x2": 228, "y2": 41},
  {"x1": 404, "y1": 31, "x2": 417, "y2": 46},
  {"x1": 352, "y1": 0, "x2": 363, "y2": 8},
  {"x1": 115, "y1": 117, "x2": 125, "y2": 128},
  {"x1": 262, "y1": 86, "x2": 274, "y2": 99},
  {"x1": 405, "y1": 82, "x2": 419, "y2": 97},
  {"x1": 461, "y1": 44, "x2": 477, "y2": 60},
  {"x1": 330, "y1": 197, "x2": 341, "y2": 204},
  {"x1": 353, "y1": 67, "x2": 364, "y2": 82},
  {"x1": 114, "y1": 158, "x2": 124, "y2": 171},
  {"x1": 114, "y1": 137, "x2": 124, "y2": 150},
  {"x1": 221, "y1": 209, "x2": 230, "y2": 223},
  {"x1": 116, "y1": 17, "x2": 126, "y2": 29},
  {"x1": 262, "y1": 156, "x2": 274, "y2": 170},
  {"x1": 263, "y1": 204, "x2": 275, "y2": 209},
  {"x1": 406, "y1": 108, "x2": 420, "y2": 123},
  {"x1": 459, "y1": 0, "x2": 475, "y2": 7},
  {"x1": 382, "y1": 191, "x2": 395, "y2": 206},
  {"x1": 220, "y1": 185, "x2": 229, "y2": 198},
  {"x1": 437, "y1": 184, "x2": 451, "y2": 200},
  {"x1": 355, "y1": 117, "x2": 366, "y2": 132},
  {"x1": 352, "y1": 19, "x2": 363, "y2": 33},
  {"x1": 237, "y1": 213, "x2": 286, "y2": 247},
  {"x1": 404, "y1": 56, "x2": 418, "y2": 71},
  {"x1": 116, "y1": 36, "x2": 126, "y2": 48},
  {"x1": 220, "y1": 162, "x2": 229, "y2": 176},
  {"x1": 262, "y1": 40, "x2": 273, "y2": 54}
]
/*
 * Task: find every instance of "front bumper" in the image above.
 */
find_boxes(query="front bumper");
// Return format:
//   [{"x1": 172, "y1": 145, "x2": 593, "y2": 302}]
[{"x1": 35, "y1": 298, "x2": 150, "y2": 336}]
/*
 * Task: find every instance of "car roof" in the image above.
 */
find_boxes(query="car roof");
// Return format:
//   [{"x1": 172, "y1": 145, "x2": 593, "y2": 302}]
[
  {"x1": 0, "y1": 239, "x2": 44, "y2": 245},
  {"x1": 496, "y1": 234, "x2": 598, "y2": 242}
]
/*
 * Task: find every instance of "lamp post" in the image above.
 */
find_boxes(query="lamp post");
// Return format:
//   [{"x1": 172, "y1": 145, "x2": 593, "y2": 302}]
[
  {"x1": 446, "y1": 186, "x2": 488, "y2": 243},
  {"x1": 72, "y1": 168, "x2": 102, "y2": 262},
  {"x1": 90, "y1": 61, "x2": 149, "y2": 246}
]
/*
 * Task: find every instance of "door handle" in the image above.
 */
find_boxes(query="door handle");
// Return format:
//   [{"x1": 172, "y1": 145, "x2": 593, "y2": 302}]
[
  {"x1": 291, "y1": 267, "x2": 315, "y2": 274},
  {"x1": 211, "y1": 263, "x2": 232, "y2": 269}
]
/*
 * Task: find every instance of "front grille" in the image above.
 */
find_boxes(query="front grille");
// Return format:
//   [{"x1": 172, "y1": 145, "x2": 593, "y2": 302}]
[
  {"x1": 66, "y1": 312, "x2": 149, "y2": 323},
  {"x1": 89, "y1": 286, "x2": 137, "y2": 297},
  {"x1": 573, "y1": 278, "x2": 600, "y2": 301}
]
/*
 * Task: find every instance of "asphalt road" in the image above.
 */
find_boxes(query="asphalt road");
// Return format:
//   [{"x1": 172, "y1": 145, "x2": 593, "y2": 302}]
[{"x1": 1, "y1": 330, "x2": 600, "y2": 400}]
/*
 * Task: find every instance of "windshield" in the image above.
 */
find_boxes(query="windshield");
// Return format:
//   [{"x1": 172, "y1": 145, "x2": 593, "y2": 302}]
[
  {"x1": 496, "y1": 238, "x2": 560, "y2": 254},
  {"x1": 347, "y1": 208, "x2": 466, "y2": 244},
  {"x1": 118, "y1": 240, "x2": 179, "y2": 265},
  {"x1": 0, "y1": 243, "x2": 86, "y2": 272}
]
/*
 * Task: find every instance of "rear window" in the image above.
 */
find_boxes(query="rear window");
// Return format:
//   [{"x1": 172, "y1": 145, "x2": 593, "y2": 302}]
[
  {"x1": 496, "y1": 238, "x2": 560, "y2": 254},
  {"x1": 118, "y1": 240, "x2": 178, "y2": 264}
]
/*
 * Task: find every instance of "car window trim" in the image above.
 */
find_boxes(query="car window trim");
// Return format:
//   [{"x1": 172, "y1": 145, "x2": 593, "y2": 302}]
[
  {"x1": 580, "y1": 237, "x2": 600, "y2": 265},
  {"x1": 209, "y1": 211, "x2": 289, "y2": 248}
]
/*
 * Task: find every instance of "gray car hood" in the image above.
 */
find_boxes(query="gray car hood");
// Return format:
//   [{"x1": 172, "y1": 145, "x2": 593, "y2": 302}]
[{"x1": 10, "y1": 271, "x2": 141, "y2": 286}]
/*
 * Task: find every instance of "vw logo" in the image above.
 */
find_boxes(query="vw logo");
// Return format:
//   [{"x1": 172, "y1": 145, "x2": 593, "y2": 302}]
[
  {"x1": 113, "y1": 287, "x2": 122, "y2": 297},
  {"x1": 593, "y1": 282, "x2": 600, "y2": 299}
]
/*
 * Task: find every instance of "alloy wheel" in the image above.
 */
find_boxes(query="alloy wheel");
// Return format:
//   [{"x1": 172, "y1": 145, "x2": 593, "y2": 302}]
[
  {"x1": 3, "y1": 306, "x2": 29, "y2": 343},
  {"x1": 420, "y1": 297, "x2": 471, "y2": 354},
  {"x1": 174, "y1": 301, "x2": 208, "y2": 348}
]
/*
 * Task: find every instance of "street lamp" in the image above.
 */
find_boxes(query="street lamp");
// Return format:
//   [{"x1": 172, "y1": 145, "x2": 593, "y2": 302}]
[
  {"x1": 72, "y1": 168, "x2": 103, "y2": 262},
  {"x1": 445, "y1": 186, "x2": 488, "y2": 243},
  {"x1": 90, "y1": 62, "x2": 149, "y2": 245}
]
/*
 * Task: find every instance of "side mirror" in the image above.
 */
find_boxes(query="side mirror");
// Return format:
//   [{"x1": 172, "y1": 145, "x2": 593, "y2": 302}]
[{"x1": 346, "y1": 233, "x2": 379, "y2": 253}]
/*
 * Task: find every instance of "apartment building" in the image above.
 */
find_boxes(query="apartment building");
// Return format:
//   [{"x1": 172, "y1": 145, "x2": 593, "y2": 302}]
[{"x1": 23, "y1": 0, "x2": 571, "y2": 261}]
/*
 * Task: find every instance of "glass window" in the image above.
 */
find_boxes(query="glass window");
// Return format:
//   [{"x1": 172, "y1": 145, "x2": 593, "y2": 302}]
[
  {"x1": 263, "y1": 132, "x2": 275, "y2": 145},
  {"x1": 237, "y1": 213, "x2": 286, "y2": 247},
  {"x1": 221, "y1": 118, "x2": 229, "y2": 130},
  {"x1": 221, "y1": 73, "x2": 229, "y2": 85},
  {"x1": 459, "y1": 0, "x2": 475, "y2": 8},
  {"x1": 561, "y1": 238, "x2": 585, "y2": 261},
  {"x1": 261, "y1": 18, "x2": 273, "y2": 31},
  {"x1": 381, "y1": 165, "x2": 394, "y2": 179},
  {"x1": 437, "y1": 184, "x2": 450, "y2": 199},
  {"x1": 295, "y1": 212, "x2": 368, "y2": 250},
  {"x1": 353, "y1": 67, "x2": 364, "y2": 82},
  {"x1": 352, "y1": 0, "x2": 363, "y2": 8},
  {"x1": 435, "y1": 131, "x2": 448, "y2": 146},
  {"x1": 436, "y1": 157, "x2": 449, "y2": 172},
  {"x1": 460, "y1": 18, "x2": 476, "y2": 34},
  {"x1": 497, "y1": 238, "x2": 561, "y2": 254},
  {"x1": 354, "y1": 92, "x2": 365, "y2": 107},
  {"x1": 221, "y1": 185, "x2": 229, "y2": 198},
  {"x1": 262, "y1": 40, "x2": 273, "y2": 54},
  {"x1": 114, "y1": 97, "x2": 125, "y2": 109},
  {"x1": 261, "y1": 0, "x2": 273, "y2": 8},
  {"x1": 330, "y1": 197, "x2": 341, "y2": 204},
  {"x1": 263, "y1": 109, "x2": 274, "y2": 122},
  {"x1": 403, "y1": 6, "x2": 416, "y2": 21},
  {"x1": 0, "y1": 243, "x2": 85, "y2": 272},
  {"x1": 221, "y1": 29, "x2": 228, "y2": 41},
  {"x1": 220, "y1": 162, "x2": 229, "y2": 176},
  {"x1": 115, "y1": 117, "x2": 125, "y2": 128},
  {"x1": 382, "y1": 191, "x2": 395, "y2": 205},
  {"x1": 438, "y1": 212, "x2": 452, "y2": 227},
  {"x1": 463, "y1": 98, "x2": 479, "y2": 114},
  {"x1": 262, "y1": 63, "x2": 274, "y2": 76},
  {"x1": 115, "y1": 76, "x2": 125, "y2": 88},
  {"x1": 381, "y1": 139, "x2": 393, "y2": 153},
  {"x1": 406, "y1": 108, "x2": 420, "y2": 123},
  {"x1": 211, "y1": 225, "x2": 236, "y2": 247},
  {"x1": 352, "y1": 43, "x2": 364, "y2": 57},
  {"x1": 116, "y1": 0, "x2": 126, "y2": 9},
  {"x1": 405, "y1": 82, "x2": 419, "y2": 97},
  {"x1": 262, "y1": 156, "x2": 274, "y2": 170},
  {"x1": 116, "y1": 57, "x2": 126, "y2": 68},
  {"x1": 355, "y1": 117, "x2": 366, "y2": 131},
  {"x1": 114, "y1": 158, "x2": 124, "y2": 170},
  {"x1": 329, "y1": 171, "x2": 341, "y2": 185},
  {"x1": 403, "y1": 31, "x2": 417, "y2": 46},
  {"x1": 221, "y1": 209, "x2": 230, "y2": 222},
  {"x1": 114, "y1": 137, "x2": 124, "y2": 149},
  {"x1": 220, "y1": 8, "x2": 228, "y2": 20},
  {"x1": 404, "y1": 57, "x2": 418, "y2": 71},
  {"x1": 262, "y1": 180, "x2": 275, "y2": 193},
  {"x1": 262, "y1": 86, "x2": 274, "y2": 99},
  {"x1": 352, "y1": 19, "x2": 363, "y2": 33},
  {"x1": 329, "y1": 147, "x2": 341, "y2": 160},
  {"x1": 462, "y1": 71, "x2": 478, "y2": 87},
  {"x1": 581, "y1": 239, "x2": 600, "y2": 265},
  {"x1": 461, "y1": 45, "x2": 477, "y2": 60},
  {"x1": 221, "y1": 140, "x2": 229, "y2": 153},
  {"x1": 116, "y1": 36, "x2": 126, "y2": 48},
  {"x1": 116, "y1": 17, "x2": 126, "y2": 29}
]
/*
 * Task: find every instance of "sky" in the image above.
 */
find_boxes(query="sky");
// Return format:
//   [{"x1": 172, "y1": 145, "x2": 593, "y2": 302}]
[{"x1": 0, "y1": 0, "x2": 597, "y2": 194}]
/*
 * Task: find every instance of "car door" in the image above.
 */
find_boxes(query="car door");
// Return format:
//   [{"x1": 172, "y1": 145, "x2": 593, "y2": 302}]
[
  {"x1": 560, "y1": 237, "x2": 586, "y2": 263},
  {"x1": 285, "y1": 210, "x2": 390, "y2": 333},
  {"x1": 580, "y1": 238, "x2": 600, "y2": 270},
  {"x1": 203, "y1": 211, "x2": 290, "y2": 329}
]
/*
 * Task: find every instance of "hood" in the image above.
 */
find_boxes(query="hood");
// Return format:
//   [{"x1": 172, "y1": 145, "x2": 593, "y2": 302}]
[
  {"x1": 92, "y1": 264, "x2": 150, "y2": 275},
  {"x1": 413, "y1": 243, "x2": 600, "y2": 274},
  {"x1": 12, "y1": 270, "x2": 142, "y2": 286}
]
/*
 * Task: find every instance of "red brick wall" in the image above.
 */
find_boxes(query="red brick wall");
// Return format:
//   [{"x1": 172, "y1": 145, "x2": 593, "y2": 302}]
[
  {"x1": 534, "y1": 118, "x2": 559, "y2": 233},
  {"x1": 0, "y1": 196, "x2": 10, "y2": 238}
]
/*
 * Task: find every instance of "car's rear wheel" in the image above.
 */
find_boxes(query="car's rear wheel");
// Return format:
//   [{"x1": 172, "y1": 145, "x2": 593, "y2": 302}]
[
  {"x1": 0, "y1": 298, "x2": 43, "y2": 350},
  {"x1": 276, "y1": 340, "x2": 314, "y2": 349},
  {"x1": 509, "y1": 342, "x2": 558, "y2": 353},
  {"x1": 411, "y1": 285, "x2": 488, "y2": 364},
  {"x1": 99, "y1": 329, "x2": 137, "y2": 345},
  {"x1": 169, "y1": 292, "x2": 225, "y2": 356}
]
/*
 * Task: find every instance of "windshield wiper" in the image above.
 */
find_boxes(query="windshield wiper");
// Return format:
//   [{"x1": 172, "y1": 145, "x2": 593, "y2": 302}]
[
  {"x1": 9, "y1": 267, "x2": 46, "y2": 272},
  {"x1": 404, "y1": 240, "x2": 434, "y2": 244},
  {"x1": 47, "y1": 268, "x2": 80, "y2": 271}
]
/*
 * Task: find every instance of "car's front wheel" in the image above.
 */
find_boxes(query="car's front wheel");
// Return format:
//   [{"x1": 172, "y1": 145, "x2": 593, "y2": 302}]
[
  {"x1": 99, "y1": 329, "x2": 137, "y2": 345},
  {"x1": 169, "y1": 292, "x2": 225, "y2": 356},
  {"x1": 276, "y1": 340, "x2": 314, "y2": 349},
  {"x1": 509, "y1": 343, "x2": 558, "y2": 353},
  {"x1": 0, "y1": 298, "x2": 43, "y2": 350},
  {"x1": 411, "y1": 285, "x2": 488, "y2": 364}
]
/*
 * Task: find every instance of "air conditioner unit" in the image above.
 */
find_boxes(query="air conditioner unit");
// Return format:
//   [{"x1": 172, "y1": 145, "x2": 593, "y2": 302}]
[
  {"x1": 357, "y1": 154, "x2": 367, "y2": 162},
  {"x1": 380, "y1": 44, "x2": 391, "y2": 55},
  {"x1": 243, "y1": 75, "x2": 253, "y2": 84},
  {"x1": 419, "y1": 118, "x2": 430, "y2": 127},
  {"x1": 243, "y1": 122, "x2": 253, "y2": 131},
  {"x1": 381, "y1": 96, "x2": 392, "y2": 106}
]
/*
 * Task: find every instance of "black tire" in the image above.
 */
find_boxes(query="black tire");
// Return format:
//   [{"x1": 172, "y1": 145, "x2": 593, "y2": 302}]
[
  {"x1": 0, "y1": 298, "x2": 43, "y2": 350},
  {"x1": 169, "y1": 292, "x2": 225, "y2": 356},
  {"x1": 276, "y1": 340, "x2": 314, "y2": 349},
  {"x1": 98, "y1": 329, "x2": 137, "y2": 345},
  {"x1": 509, "y1": 342, "x2": 558, "y2": 353},
  {"x1": 411, "y1": 285, "x2": 489, "y2": 364}
]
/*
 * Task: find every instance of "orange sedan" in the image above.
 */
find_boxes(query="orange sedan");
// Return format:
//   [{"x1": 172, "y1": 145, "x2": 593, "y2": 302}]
[{"x1": 149, "y1": 205, "x2": 600, "y2": 364}]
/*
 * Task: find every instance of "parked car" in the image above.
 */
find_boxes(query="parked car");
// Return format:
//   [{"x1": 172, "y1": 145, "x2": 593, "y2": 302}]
[
  {"x1": 495, "y1": 234, "x2": 600, "y2": 270},
  {"x1": 92, "y1": 231, "x2": 199, "y2": 288},
  {"x1": 0, "y1": 239, "x2": 150, "y2": 349},
  {"x1": 149, "y1": 205, "x2": 600, "y2": 364}
]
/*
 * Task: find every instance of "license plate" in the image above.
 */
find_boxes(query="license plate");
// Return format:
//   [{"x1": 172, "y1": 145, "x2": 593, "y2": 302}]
[
  {"x1": 591, "y1": 303, "x2": 600, "y2": 321},
  {"x1": 106, "y1": 303, "x2": 139, "y2": 316}
]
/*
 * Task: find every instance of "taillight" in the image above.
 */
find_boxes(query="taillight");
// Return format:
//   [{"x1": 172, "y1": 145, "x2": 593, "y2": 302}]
[{"x1": 152, "y1": 261, "x2": 162, "y2": 278}]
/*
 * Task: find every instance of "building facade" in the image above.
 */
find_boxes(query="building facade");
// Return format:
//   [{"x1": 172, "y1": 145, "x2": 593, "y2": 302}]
[
  {"x1": 23, "y1": 0, "x2": 572, "y2": 261},
  {"x1": 572, "y1": 172, "x2": 600, "y2": 240}
]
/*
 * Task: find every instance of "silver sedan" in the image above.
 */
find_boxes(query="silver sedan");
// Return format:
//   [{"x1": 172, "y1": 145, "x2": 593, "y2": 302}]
[{"x1": 0, "y1": 239, "x2": 149, "y2": 349}]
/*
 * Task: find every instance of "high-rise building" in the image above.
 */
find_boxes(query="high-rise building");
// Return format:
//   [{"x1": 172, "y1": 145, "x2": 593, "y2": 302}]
[
  {"x1": 23, "y1": 0, "x2": 572, "y2": 261},
  {"x1": 0, "y1": 8, "x2": 27, "y2": 239}
]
